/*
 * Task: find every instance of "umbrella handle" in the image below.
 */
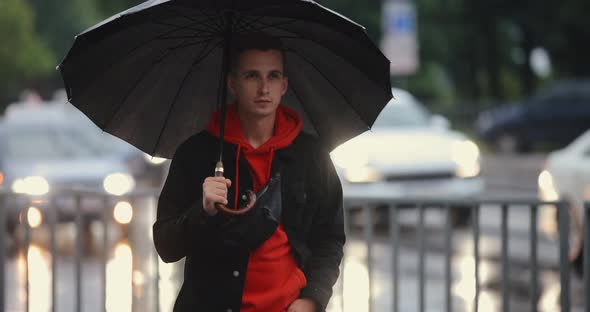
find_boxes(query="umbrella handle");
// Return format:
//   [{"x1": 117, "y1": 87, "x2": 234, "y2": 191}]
[{"x1": 214, "y1": 161, "x2": 256, "y2": 215}]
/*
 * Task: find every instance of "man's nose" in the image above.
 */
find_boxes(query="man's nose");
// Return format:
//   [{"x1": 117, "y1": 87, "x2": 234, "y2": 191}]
[{"x1": 259, "y1": 79, "x2": 269, "y2": 94}]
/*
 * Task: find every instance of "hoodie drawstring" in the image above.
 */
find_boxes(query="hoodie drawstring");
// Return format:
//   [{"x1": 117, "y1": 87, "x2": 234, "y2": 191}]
[
  {"x1": 234, "y1": 145, "x2": 241, "y2": 209},
  {"x1": 267, "y1": 147, "x2": 275, "y2": 182}
]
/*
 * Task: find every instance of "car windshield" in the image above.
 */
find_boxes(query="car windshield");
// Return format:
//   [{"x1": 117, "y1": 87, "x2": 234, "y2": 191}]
[
  {"x1": 4, "y1": 124, "x2": 129, "y2": 160},
  {"x1": 372, "y1": 95, "x2": 431, "y2": 128}
]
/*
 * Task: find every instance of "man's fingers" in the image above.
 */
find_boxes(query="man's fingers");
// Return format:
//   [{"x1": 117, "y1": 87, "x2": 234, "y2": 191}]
[
  {"x1": 202, "y1": 176, "x2": 232, "y2": 211},
  {"x1": 206, "y1": 188, "x2": 227, "y2": 198},
  {"x1": 204, "y1": 177, "x2": 228, "y2": 187},
  {"x1": 207, "y1": 194, "x2": 228, "y2": 205}
]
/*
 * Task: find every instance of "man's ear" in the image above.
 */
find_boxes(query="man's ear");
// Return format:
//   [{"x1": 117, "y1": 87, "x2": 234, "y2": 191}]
[
  {"x1": 227, "y1": 76, "x2": 236, "y2": 96},
  {"x1": 281, "y1": 76, "x2": 288, "y2": 96}
]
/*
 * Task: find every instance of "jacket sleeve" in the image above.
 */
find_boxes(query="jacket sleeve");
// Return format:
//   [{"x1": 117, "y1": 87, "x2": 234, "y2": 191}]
[
  {"x1": 152, "y1": 140, "x2": 222, "y2": 263},
  {"x1": 299, "y1": 147, "x2": 345, "y2": 311}
]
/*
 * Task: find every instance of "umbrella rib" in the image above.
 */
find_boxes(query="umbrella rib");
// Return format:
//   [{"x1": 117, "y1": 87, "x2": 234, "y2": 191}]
[
  {"x1": 166, "y1": 4, "x2": 225, "y2": 33},
  {"x1": 198, "y1": 9, "x2": 226, "y2": 33},
  {"x1": 158, "y1": 34, "x2": 220, "y2": 40},
  {"x1": 161, "y1": 6, "x2": 222, "y2": 34},
  {"x1": 241, "y1": 2, "x2": 365, "y2": 30},
  {"x1": 153, "y1": 19, "x2": 217, "y2": 36},
  {"x1": 234, "y1": 15, "x2": 267, "y2": 33},
  {"x1": 287, "y1": 48, "x2": 369, "y2": 126},
  {"x1": 235, "y1": 16, "x2": 386, "y2": 92},
  {"x1": 168, "y1": 37, "x2": 217, "y2": 51},
  {"x1": 288, "y1": 79, "x2": 322, "y2": 139},
  {"x1": 75, "y1": 22, "x2": 217, "y2": 100},
  {"x1": 151, "y1": 39, "x2": 223, "y2": 156},
  {"x1": 234, "y1": 15, "x2": 299, "y2": 34},
  {"x1": 103, "y1": 37, "x2": 214, "y2": 133}
]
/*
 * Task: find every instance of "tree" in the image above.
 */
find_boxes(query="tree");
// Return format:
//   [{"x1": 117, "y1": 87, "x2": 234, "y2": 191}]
[
  {"x1": 28, "y1": 0, "x2": 102, "y2": 61},
  {"x1": 319, "y1": 0, "x2": 382, "y2": 42},
  {"x1": 95, "y1": 0, "x2": 143, "y2": 17},
  {"x1": 0, "y1": 0, "x2": 54, "y2": 110}
]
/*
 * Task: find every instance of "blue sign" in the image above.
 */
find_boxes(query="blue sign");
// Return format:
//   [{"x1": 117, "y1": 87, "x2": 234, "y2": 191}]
[{"x1": 386, "y1": 6, "x2": 416, "y2": 35}]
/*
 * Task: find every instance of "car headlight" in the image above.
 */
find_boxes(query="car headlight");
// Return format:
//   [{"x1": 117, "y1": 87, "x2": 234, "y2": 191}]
[
  {"x1": 27, "y1": 206, "x2": 43, "y2": 228},
  {"x1": 452, "y1": 140, "x2": 481, "y2": 178},
  {"x1": 113, "y1": 201, "x2": 133, "y2": 224},
  {"x1": 103, "y1": 173, "x2": 135, "y2": 195},
  {"x1": 538, "y1": 170, "x2": 559, "y2": 201},
  {"x1": 143, "y1": 153, "x2": 167, "y2": 165},
  {"x1": 344, "y1": 166, "x2": 382, "y2": 183},
  {"x1": 331, "y1": 146, "x2": 369, "y2": 169},
  {"x1": 11, "y1": 176, "x2": 50, "y2": 196}
]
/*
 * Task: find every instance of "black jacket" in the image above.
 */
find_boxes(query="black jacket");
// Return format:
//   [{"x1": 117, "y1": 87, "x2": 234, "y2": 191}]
[{"x1": 153, "y1": 131, "x2": 345, "y2": 312}]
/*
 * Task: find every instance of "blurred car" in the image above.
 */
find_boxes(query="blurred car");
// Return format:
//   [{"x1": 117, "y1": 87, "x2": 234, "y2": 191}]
[
  {"x1": 538, "y1": 129, "x2": 590, "y2": 267},
  {"x1": 0, "y1": 103, "x2": 141, "y2": 232},
  {"x1": 331, "y1": 88, "x2": 484, "y2": 226},
  {"x1": 476, "y1": 80, "x2": 590, "y2": 153}
]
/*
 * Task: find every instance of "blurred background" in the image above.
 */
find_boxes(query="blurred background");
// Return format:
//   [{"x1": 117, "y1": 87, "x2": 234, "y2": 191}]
[{"x1": 1, "y1": 0, "x2": 589, "y2": 311}]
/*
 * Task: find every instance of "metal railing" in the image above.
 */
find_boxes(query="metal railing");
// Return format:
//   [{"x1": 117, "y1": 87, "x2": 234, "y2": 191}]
[
  {"x1": 343, "y1": 197, "x2": 590, "y2": 312},
  {"x1": 0, "y1": 188, "x2": 162, "y2": 312},
  {"x1": 2, "y1": 188, "x2": 589, "y2": 311}
]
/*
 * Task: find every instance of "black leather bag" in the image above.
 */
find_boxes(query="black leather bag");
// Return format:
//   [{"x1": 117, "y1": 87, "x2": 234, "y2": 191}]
[{"x1": 219, "y1": 172, "x2": 283, "y2": 250}]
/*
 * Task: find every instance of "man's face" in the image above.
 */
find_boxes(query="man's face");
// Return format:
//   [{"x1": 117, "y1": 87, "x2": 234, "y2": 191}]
[{"x1": 228, "y1": 49, "x2": 288, "y2": 119}]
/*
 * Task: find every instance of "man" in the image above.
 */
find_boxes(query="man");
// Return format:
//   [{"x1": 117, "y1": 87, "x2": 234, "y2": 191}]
[{"x1": 153, "y1": 33, "x2": 345, "y2": 312}]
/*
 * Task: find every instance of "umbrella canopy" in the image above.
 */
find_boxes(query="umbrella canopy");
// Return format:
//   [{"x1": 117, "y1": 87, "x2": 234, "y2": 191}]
[{"x1": 59, "y1": 0, "x2": 392, "y2": 159}]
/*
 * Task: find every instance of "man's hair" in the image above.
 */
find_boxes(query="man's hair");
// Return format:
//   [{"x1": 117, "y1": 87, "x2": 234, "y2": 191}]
[{"x1": 229, "y1": 32, "x2": 287, "y2": 75}]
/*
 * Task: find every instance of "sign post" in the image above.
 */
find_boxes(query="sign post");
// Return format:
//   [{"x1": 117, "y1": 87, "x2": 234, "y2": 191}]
[{"x1": 381, "y1": 0, "x2": 419, "y2": 75}]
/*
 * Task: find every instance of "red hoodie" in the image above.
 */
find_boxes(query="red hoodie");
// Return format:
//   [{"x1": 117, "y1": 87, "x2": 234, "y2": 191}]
[{"x1": 206, "y1": 104, "x2": 307, "y2": 312}]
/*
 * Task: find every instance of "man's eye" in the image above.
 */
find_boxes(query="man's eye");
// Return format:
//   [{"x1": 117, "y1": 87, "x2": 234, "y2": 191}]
[
  {"x1": 270, "y1": 73, "x2": 282, "y2": 79},
  {"x1": 245, "y1": 73, "x2": 257, "y2": 79}
]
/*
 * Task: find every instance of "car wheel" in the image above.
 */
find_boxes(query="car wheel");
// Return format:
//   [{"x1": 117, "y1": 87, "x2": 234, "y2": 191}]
[{"x1": 495, "y1": 132, "x2": 521, "y2": 154}]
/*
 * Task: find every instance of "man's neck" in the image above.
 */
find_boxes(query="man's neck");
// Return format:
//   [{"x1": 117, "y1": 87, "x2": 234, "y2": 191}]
[{"x1": 238, "y1": 112, "x2": 276, "y2": 149}]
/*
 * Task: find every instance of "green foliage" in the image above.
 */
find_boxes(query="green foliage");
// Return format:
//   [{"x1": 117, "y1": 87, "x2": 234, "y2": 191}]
[
  {"x1": 0, "y1": 0, "x2": 54, "y2": 109},
  {"x1": 28, "y1": 0, "x2": 102, "y2": 66},
  {"x1": 319, "y1": 0, "x2": 382, "y2": 41},
  {"x1": 95, "y1": 0, "x2": 143, "y2": 17}
]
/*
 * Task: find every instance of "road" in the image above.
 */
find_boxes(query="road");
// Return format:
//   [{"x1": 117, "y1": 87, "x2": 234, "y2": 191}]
[{"x1": 480, "y1": 153, "x2": 546, "y2": 198}]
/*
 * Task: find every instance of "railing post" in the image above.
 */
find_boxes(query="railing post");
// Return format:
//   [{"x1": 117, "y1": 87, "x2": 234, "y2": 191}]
[
  {"x1": 0, "y1": 193, "x2": 5, "y2": 312},
  {"x1": 102, "y1": 195, "x2": 110, "y2": 312},
  {"x1": 584, "y1": 202, "x2": 590, "y2": 312},
  {"x1": 418, "y1": 203, "x2": 425, "y2": 312},
  {"x1": 49, "y1": 196, "x2": 58, "y2": 312},
  {"x1": 444, "y1": 204, "x2": 452, "y2": 312},
  {"x1": 75, "y1": 195, "x2": 83, "y2": 312},
  {"x1": 24, "y1": 204, "x2": 31, "y2": 312},
  {"x1": 558, "y1": 201, "x2": 571, "y2": 311},
  {"x1": 363, "y1": 204, "x2": 373, "y2": 312},
  {"x1": 530, "y1": 204, "x2": 539, "y2": 312},
  {"x1": 473, "y1": 204, "x2": 480, "y2": 312},
  {"x1": 153, "y1": 195, "x2": 161, "y2": 312},
  {"x1": 390, "y1": 205, "x2": 399, "y2": 312},
  {"x1": 501, "y1": 203, "x2": 509, "y2": 312}
]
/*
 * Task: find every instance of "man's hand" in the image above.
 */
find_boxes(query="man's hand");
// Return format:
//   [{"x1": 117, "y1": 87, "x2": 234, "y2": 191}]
[
  {"x1": 287, "y1": 298, "x2": 316, "y2": 312},
  {"x1": 202, "y1": 177, "x2": 232, "y2": 216}
]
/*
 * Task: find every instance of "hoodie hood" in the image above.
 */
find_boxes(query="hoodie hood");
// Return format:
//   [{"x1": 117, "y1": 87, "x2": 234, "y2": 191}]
[
  {"x1": 206, "y1": 104, "x2": 302, "y2": 154},
  {"x1": 206, "y1": 103, "x2": 302, "y2": 199}
]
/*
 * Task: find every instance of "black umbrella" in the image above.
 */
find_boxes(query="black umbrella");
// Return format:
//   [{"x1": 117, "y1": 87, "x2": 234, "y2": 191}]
[{"x1": 58, "y1": 0, "x2": 392, "y2": 214}]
